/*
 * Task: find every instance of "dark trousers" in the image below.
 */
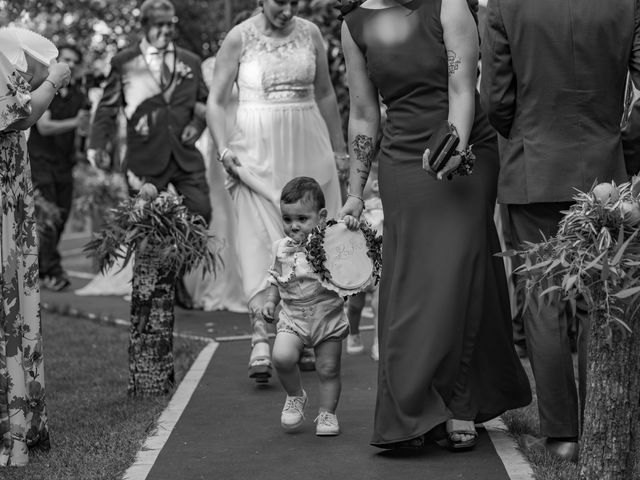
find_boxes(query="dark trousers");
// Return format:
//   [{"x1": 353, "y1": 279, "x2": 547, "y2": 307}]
[
  {"x1": 143, "y1": 158, "x2": 211, "y2": 225},
  {"x1": 33, "y1": 168, "x2": 74, "y2": 278},
  {"x1": 506, "y1": 202, "x2": 589, "y2": 438}
]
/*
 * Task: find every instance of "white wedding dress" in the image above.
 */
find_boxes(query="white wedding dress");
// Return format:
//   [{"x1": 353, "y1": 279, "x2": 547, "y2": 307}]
[{"x1": 229, "y1": 17, "x2": 342, "y2": 303}]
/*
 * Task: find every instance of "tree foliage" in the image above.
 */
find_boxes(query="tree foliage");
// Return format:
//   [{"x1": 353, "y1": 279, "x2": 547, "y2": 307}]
[
  {"x1": 1, "y1": 0, "x2": 256, "y2": 72},
  {"x1": 2, "y1": 0, "x2": 350, "y2": 128}
]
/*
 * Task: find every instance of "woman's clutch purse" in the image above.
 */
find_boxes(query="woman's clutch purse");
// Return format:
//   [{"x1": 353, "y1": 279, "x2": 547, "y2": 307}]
[{"x1": 424, "y1": 121, "x2": 460, "y2": 173}]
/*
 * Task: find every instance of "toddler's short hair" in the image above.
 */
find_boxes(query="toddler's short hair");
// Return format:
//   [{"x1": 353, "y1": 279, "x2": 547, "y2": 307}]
[{"x1": 280, "y1": 176, "x2": 325, "y2": 211}]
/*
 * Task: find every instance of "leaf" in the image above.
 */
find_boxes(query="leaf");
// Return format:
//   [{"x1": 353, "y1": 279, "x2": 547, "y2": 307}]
[
  {"x1": 613, "y1": 285, "x2": 640, "y2": 299},
  {"x1": 496, "y1": 249, "x2": 519, "y2": 258},
  {"x1": 611, "y1": 230, "x2": 639, "y2": 266},
  {"x1": 539, "y1": 285, "x2": 562, "y2": 297},
  {"x1": 584, "y1": 251, "x2": 607, "y2": 271}
]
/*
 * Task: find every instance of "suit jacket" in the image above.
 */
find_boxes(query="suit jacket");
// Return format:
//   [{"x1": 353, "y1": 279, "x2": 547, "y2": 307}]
[
  {"x1": 90, "y1": 42, "x2": 208, "y2": 177},
  {"x1": 480, "y1": 0, "x2": 640, "y2": 204},
  {"x1": 622, "y1": 87, "x2": 640, "y2": 176}
]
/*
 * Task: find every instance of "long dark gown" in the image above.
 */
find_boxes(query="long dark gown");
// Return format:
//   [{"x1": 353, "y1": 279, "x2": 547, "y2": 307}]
[{"x1": 344, "y1": 0, "x2": 531, "y2": 447}]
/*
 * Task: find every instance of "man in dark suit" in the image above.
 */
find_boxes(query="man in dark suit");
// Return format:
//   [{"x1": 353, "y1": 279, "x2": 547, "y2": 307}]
[
  {"x1": 89, "y1": 0, "x2": 211, "y2": 308},
  {"x1": 480, "y1": 0, "x2": 640, "y2": 461}
]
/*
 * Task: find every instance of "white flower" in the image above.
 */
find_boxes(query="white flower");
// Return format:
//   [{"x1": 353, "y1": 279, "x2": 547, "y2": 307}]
[{"x1": 175, "y1": 60, "x2": 193, "y2": 85}]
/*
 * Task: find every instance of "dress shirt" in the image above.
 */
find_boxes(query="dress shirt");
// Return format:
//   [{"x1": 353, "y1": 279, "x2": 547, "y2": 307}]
[{"x1": 140, "y1": 37, "x2": 175, "y2": 87}]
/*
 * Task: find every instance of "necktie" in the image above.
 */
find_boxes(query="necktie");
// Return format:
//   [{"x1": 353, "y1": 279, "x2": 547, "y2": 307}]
[{"x1": 160, "y1": 50, "x2": 172, "y2": 88}]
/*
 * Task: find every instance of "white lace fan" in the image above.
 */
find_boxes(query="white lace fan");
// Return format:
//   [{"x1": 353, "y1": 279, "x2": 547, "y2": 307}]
[{"x1": 0, "y1": 27, "x2": 57, "y2": 71}]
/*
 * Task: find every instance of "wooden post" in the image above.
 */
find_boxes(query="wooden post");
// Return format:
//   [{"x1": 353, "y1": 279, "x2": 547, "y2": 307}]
[
  {"x1": 579, "y1": 299, "x2": 640, "y2": 479},
  {"x1": 128, "y1": 247, "x2": 177, "y2": 396}
]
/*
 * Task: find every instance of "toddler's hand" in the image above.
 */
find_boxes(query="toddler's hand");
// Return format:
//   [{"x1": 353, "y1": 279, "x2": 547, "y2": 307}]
[{"x1": 262, "y1": 301, "x2": 276, "y2": 323}]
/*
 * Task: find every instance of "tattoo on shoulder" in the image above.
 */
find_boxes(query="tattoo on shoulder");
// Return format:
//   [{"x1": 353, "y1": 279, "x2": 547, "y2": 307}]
[
  {"x1": 353, "y1": 134, "x2": 375, "y2": 188},
  {"x1": 447, "y1": 50, "x2": 462, "y2": 76}
]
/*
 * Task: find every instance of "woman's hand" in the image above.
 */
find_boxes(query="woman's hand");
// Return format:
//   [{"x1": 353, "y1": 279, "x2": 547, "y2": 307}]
[
  {"x1": 219, "y1": 148, "x2": 241, "y2": 179},
  {"x1": 422, "y1": 148, "x2": 462, "y2": 180},
  {"x1": 338, "y1": 195, "x2": 364, "y2": 230},
  {"x1": 47, "y1": 60, "x2": 71, "y2": 90}
]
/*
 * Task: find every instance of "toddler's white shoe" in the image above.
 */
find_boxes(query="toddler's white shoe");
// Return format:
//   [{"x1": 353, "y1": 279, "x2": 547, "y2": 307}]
[
  {"x1": 371, "y1": 338, "x2": 379, "y2": 361},
  {"x1": 346, "y1": 334, "x2": 365, "y2": 355},
  {"x1": 281, "y1": 390, "x2": 307, "y2": 431},
  {"x1": 315, "y1": 410, "x2": 340, "y2": 436}
]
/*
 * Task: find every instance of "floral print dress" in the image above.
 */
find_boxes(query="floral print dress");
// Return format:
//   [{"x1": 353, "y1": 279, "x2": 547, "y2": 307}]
[{"x1": 0, "y1": 52, "x2": 50, "y2": 466}]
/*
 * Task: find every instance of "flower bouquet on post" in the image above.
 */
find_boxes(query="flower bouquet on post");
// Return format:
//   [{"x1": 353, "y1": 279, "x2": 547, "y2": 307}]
[
  {"x1": 507, "y1": 178, "x2": 640, "y2": 479},
  {"x1": 84, "y1": 184, "x2": 218, "y2": 396}
]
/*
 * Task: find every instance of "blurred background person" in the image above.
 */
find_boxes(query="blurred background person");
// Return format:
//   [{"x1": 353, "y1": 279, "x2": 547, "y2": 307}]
[
  {"x1": 28, "y1": 44, "x2": 91, "y2": 292},
  {"x1": 88, "y1": 0, "x2": 210, "y2": 309}
]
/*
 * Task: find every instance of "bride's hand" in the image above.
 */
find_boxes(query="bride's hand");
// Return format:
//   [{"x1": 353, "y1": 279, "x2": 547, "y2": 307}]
[{"x1": 220, "y1": 148, "x2": 241, "y2": 179}]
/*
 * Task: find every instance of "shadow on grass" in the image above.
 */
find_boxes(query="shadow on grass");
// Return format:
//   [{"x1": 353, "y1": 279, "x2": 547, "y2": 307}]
[{"x1": 3, "y1": 313, "x2": 207, "y2": 480}]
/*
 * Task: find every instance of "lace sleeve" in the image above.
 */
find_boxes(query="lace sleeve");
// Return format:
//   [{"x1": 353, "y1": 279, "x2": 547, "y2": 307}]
[{"x1": 0, "y1": 51, "x2": 31, "y2": 131}]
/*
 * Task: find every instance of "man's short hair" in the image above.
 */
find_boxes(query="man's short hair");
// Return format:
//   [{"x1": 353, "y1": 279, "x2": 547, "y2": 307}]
[
  {"x1": 280, "y1": 176, "x2": 326, "y2": 211},
  {"x1": 140, "y1": 0, "x2": 176, "y2": 25},
  {"x1": 57, "y1": 44, "x2": 83, "y2": 64}
]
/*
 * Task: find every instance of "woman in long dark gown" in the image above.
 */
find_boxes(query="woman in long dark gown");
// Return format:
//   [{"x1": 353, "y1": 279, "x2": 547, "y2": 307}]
[{"x1": 339, "y1": 0, "x2": 531, "y2": 449}]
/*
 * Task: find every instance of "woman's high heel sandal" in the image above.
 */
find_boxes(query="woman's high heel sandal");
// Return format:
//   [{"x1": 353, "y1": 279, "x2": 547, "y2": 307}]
[{"x1": 445, "y1": 419, "x2": 478, "y2": 451}]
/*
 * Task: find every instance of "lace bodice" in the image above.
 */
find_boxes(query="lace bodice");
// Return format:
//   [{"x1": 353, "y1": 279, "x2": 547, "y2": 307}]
[{"x1": 237, "y1": 18, "x2": 317, "y2": 103}]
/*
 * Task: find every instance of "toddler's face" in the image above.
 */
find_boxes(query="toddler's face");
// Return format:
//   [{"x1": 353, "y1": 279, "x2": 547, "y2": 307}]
[{"x1": 281, "y1": 200, "x2": 325, "y2": 244}]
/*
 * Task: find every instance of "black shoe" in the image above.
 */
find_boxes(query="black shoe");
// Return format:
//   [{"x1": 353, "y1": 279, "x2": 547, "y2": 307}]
[
  {"x1": 523, "y1": 435, "x2": 579, "y2": 462},
  {"x1": 174, "y1": 279, "x2": 194, "y2": 310}
]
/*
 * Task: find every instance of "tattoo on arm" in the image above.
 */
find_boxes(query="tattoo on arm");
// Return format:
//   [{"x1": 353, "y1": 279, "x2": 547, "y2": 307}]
[
  {"x1": 352, "y1": 134, "x2": 375, "y2": 190},
  {"x1": 447, "y1": 50, "x2": 461, "y2": 76}
]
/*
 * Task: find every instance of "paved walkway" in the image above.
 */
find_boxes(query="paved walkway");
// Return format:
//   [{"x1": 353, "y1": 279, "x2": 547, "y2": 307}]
[{"x1": 44, "y1": 235, "x2": 533, "y2": 480}]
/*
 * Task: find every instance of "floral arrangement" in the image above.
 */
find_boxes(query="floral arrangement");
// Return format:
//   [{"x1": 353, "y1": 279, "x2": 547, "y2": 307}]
[
  {"x1": 71, "y1": 163, "x2": 129, "y2": 222},
  {"x1": 510, "y1": 178, "x2": 640, "y2": 332},
  {"x1": 306, "y1": 218, "x2": 383, "y2": 285},
  {"x1": 84, "y1": 183, "x2": 217, "y2": 276}
]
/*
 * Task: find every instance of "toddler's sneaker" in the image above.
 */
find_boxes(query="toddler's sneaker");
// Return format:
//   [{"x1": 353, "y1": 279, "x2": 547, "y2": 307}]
[
  {"x1": 281, "y1": 390, "x2": 307, "y2": 431},
  {"x1": 315, "y1": 410, "x2": 340, "y2": 436},
  {"x1": 371, "y1": 338, "x2": 379, "y2": 361},
  {"x1": 346, "y1": 334, "x2": 365, "y2": 355}
]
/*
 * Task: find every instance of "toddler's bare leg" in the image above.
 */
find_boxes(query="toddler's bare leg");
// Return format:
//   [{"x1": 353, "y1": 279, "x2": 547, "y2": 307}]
[
  {"x1": 272, "y1": 333, "x2": 305, "y2": 396},
  {"x1": 314, "y1": 340, "x2": 343, "y2": 413}
]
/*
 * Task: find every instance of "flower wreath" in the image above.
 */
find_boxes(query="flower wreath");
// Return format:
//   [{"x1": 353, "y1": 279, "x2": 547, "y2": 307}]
[{"x1": 305, "y1": 219, "x2": 383, "y2": 295}]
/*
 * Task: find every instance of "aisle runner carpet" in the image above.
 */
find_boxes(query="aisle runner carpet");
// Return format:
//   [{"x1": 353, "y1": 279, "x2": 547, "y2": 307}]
[{"x1": 146, "y1": 334, "x2": 511, "y2": 480}]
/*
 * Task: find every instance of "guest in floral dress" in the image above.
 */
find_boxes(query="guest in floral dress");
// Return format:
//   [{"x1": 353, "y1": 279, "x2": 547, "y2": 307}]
[{"x1": 0, "y1": 43, "x2": 70, "y2": 465}]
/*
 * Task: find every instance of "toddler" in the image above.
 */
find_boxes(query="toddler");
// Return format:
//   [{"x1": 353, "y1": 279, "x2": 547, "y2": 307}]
[{"x1": 262, "y1": 176, "x2": 349, "y2": 436}]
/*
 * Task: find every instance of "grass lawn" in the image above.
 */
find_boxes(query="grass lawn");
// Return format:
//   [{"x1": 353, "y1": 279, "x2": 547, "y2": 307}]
[
  {"x1": 503, "y1": 359, "x2": 580, "y2": 480},
  {"x1": 4, "y1": 313, "x2": 207, "y2": 480}
]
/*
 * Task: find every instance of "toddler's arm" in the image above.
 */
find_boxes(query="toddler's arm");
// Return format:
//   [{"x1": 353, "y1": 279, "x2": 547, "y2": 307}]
[{"x1": 262, "y1": 285, "x2": 281, "y2": 323}]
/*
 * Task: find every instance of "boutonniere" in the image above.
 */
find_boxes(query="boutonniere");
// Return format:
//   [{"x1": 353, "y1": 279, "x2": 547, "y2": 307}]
[{"x1": 175, "y1": 60, "x2": 194, "y2": 85}]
